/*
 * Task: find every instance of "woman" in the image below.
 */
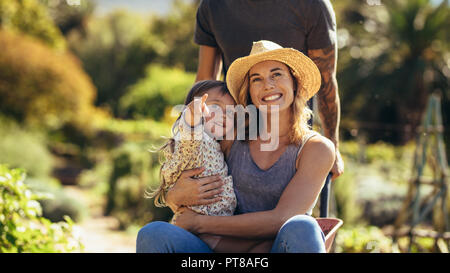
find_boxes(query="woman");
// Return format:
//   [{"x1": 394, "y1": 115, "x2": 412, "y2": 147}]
[{"x1": 136, "y1": 40, "x2": 336, "y2": 253}]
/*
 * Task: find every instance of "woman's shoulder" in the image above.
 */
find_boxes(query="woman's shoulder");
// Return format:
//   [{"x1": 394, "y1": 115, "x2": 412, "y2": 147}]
[
  {"x1": 296, "y1": 133, "x2": 335, "y2": 169},
  {"x1": 306, "y1": 134, "x2": 335, "y2": 151}
]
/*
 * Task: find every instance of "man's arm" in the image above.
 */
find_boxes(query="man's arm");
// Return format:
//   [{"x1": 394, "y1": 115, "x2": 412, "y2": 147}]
[
  {"x1": 308, "y1": 44, "x2": 344, "y2": 179},
  {"x1": 196, "y1": 45, "x2": 223, "y2": 82}
]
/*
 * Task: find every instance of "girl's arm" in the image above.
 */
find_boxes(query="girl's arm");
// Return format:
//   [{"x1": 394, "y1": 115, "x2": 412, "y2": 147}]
[
  {"x1": 160, "y1": 110, "x2": 204, "y2": 187},
  {"x1": 174, "y1": 135, "x2": 335, "y2": 239}
]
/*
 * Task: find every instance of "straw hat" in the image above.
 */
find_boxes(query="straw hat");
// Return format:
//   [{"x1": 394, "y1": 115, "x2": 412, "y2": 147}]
[{"x1": 226, "y1": 40, "x2": 321, "y2": 104}]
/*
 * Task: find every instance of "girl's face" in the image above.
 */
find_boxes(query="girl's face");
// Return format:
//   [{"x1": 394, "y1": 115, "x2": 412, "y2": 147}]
[
  {"x1": 202, "y1": 87, "x2": 236, "y2": 139},
  {"x1": 248, "y1": 60, "x2": 295, "y2": 113}
]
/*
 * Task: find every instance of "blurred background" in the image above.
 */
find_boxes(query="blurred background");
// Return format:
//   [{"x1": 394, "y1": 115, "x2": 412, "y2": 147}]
[{"x1": 0, "y1": 0, "x2": 449, "y2": 253}]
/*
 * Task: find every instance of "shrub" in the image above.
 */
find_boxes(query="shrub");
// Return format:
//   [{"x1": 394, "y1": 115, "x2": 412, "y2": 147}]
[
  {"x1": 335, "y1": 225, "x2": 393, "y2": 253},
  {"x1": 93, "y1": 119, "x2": 173, "y2": 229},
  {"x1": 118, "y1": 64, "x2": 195, "y2": 120},
  {"x1": 25, "y1": 177, "x2": 87, "y2": 223},
  {"x1": 0, "y1": 0, "x2": 65, "y2": 49},
  {"x1": 0, "y1": 29, "x2": 100, "y2": 131},
  {"x1": 68, "y1": 10, "x2": 160, "y2": 111},
  {"x1": 0, "y1": 165, "x2": 83, "y2": 252},
  {"x1": 333, "y1": 158, "x2": 364, "y2": 226},
  {"x1": 0, "y1": 117, "x2": 53, "y2": 179}
]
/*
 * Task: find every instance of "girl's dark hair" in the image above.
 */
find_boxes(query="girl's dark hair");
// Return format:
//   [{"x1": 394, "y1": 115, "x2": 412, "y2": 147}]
[
  {"x1": 146, "y1": 80, "x2": 230, "y2": 207},
  {"x1": 183, "y1": 80, "x2": 229, "y2": 105}
]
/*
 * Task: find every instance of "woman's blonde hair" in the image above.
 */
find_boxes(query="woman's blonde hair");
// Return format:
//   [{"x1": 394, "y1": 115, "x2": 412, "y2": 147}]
[{"x1": 237, "y1": 65, "x2": 312, "y2": 145}]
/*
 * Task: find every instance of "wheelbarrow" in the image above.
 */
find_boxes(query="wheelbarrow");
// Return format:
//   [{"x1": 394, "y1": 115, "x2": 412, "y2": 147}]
[{"x1": 316, "y1": 173, "x2": 343, "y2": 252}]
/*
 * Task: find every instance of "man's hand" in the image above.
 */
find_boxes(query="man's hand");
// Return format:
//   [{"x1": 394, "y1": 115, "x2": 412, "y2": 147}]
[{"x1": 331, "y1": 150, "x2": 344, "y2": 180}]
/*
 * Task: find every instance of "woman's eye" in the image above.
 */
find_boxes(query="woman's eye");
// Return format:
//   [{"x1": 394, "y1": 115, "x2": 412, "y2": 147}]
[
  {"x1": 251, "y1": 77, "x2": 261, "y2": 83},
  {"x1": 273, "y1": 72, "x2": 282, "y2": 77}
]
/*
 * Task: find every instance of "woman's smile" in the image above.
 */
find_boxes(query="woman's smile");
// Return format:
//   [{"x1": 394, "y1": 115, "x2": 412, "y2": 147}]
[{"x1": 261, "y1": 93, "x2": 283, "y2": 102}]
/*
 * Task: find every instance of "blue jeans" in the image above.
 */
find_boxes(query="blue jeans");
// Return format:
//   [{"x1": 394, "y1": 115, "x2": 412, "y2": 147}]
[{"x1": 136, "y1": 215, "x2": 325, "y2": 253}]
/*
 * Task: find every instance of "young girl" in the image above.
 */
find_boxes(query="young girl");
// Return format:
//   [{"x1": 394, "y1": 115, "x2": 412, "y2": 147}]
[{"x1": 148, "y1": 80, "x2": 238, "y2": 251}]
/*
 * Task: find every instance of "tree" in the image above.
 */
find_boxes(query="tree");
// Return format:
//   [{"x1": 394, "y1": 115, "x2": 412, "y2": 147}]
[
  {"x1": 337, "y1": 0, "x2": 450, "y2": 144},
  {"x1": 39, "y1": 0, "x2": 95, "y2": 36},
  {"x1": 0, "y1": 30, "x2": 99, "y2": 131},
  {"x1": 0, "y1": 0, "x2": 65, "y2": 49},
  {"x1": 68, "y1": 10, "x2": 159, "y2": 113},
  {"x1": 150, "y1": 0, "x2": 200, "y2": 72}
]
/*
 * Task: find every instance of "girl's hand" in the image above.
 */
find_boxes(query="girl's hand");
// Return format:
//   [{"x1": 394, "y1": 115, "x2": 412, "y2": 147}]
[
  {"x1": 172, "y1": 208, "x2": 202, "y2": 234},
  {"x1": 165, "y1": 167, "x2": 224, "y2": 212},
  {"x1": 184, "y1": 94, "x2": 211, "y2": 126}
]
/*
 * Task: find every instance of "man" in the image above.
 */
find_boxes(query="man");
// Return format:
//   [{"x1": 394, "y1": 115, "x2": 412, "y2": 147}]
[{"x1": 193, "y1": 0, "x2": 343, "y2": 179}]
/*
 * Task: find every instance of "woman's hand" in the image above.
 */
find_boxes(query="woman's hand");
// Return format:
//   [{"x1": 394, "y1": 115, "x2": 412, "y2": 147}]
[
  {"x1": 165, "y1": 167, "x2": 224, "y2": 212},
  {"x1": 172, "y1": 208, "x2": 203, "y2": 234}
]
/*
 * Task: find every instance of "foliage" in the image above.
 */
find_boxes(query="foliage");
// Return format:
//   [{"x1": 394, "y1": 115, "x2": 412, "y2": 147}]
[
  {"x1": 0, "y1": 30, "x2": 100, "y2": 132},
  {"x1": 25, "y1": 177, "x2": 87, "y2": 223},
  {"x1": 68, "y1": 10, "x2": 160, "y2": 112},
  {"x1": 0, "y1": 117, "x2": 53, "y2": 179},
  {"x1": 39, "y1": 0, "x2": 95, "y2": 36},
  {"x1": 150, "y1": 0, "x2": 200, "y2": 72},
  {"x1": 118, "y1": 64, "x2": 196, "y2": 120},
  {"x1": 67, "y1": 0, "x2": 200, "y2": 115},
  {"x1": 104, "y1": 139, "x2": 172, "y2": 229},
  {"x1": 0, "y1": 165, "x2": 83, "y2": 252},
  {"x1": 332, "y1": 159, "x2": 364, "y2": 226},
  {"x1": 334, "y1": 141, "x2": 415, "y2": 227},
  {"x1": 334, "y1": 225, "x2": 440, "y2": 253},
  {"x1": 336, "y1": 0, "x2": 450, "y2": 144},
  {"x1": 0, "y1": 0, "x2": 65, "y2": 49},
  {"x1": 335, "y1": 225, "x2": 393, "y2": 253},
  {"x1": 77, "y1": 118, "x2": 172, "y2": 229},
  {"x1": 0, "y1": 118, "x2": 86, "y2": 223}
]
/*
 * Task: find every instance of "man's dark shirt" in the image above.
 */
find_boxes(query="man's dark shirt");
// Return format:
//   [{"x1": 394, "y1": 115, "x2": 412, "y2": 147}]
[{"x1": 194, "y1": 0, "x2": 337, "y2": 75}]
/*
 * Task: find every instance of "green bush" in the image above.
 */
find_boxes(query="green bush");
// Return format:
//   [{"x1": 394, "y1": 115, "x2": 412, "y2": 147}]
[
  {"x1": 333, "y1": 158, "x2": 364, "y2": 226},
  {"x1": 335, "y1": 226, "x2": 393, "y2": 253},
  {"x1": 0, "y1": 165, "x2": 83, "y2": 252},
  {"x1": 0, "y1": 117, "x2": 53, "y2": 179},
  {"x1": 25, "y1": 177, "x2": 87, "y2": 223},
  {"x1": 90, "y1": 119, "x2": 173, "y2": 229},
  {"x1": 0, "y1": 0, "x2": 65, "y2": 49},
  {"x1": 68, "y1": 10, "x2": 160, "y2": 111},
  {"x1": 334, "y1": 140, "x2": 414, "y2": 227},
  {"x1": 118, "y1": 64, "x2": 195, "y2": 120},
  {"x1": 0, "y1": 29, "x2": 100, "y2": 131},
  {"x1": 105, "y1": 141, "x2": 173, "y2": 228}
]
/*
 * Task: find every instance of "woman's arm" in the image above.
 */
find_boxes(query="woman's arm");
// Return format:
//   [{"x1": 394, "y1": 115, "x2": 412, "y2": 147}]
[
  {"x1": 165, "y1": 168, "x2": 224, "y2": 212},
  {"x1": 174, "y1": 136, "x2": 335, "y2": 239}
]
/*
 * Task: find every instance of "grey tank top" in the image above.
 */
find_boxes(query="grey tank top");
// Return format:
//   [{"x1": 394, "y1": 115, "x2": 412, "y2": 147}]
[{"x1": 226, "y1": 133, "x2": 318, "y2": 215}]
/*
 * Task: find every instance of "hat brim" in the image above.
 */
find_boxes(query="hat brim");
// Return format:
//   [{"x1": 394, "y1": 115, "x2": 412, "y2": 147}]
[{"x1": 226, "y1": 48, "x2": 321, "y2": 104}]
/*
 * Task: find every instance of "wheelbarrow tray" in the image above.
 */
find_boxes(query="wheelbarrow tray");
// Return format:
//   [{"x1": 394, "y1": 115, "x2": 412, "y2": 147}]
[{"x1": 316, "y1": 218, "x2": 343, "y2": 252}]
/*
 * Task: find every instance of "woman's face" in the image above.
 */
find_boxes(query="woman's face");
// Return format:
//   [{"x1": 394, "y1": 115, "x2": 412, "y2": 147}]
[{"x1": 248, "y1": 60, "x2": 295, "y2": 113}]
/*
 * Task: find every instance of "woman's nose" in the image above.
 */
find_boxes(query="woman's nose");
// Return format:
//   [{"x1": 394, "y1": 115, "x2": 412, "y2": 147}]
[{"x1": 264, "y1": 78, "x2": 275, "y2": 90}]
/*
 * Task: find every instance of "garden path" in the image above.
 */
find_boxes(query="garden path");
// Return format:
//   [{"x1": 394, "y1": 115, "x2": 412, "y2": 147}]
[{"x1": 64, "y1": 186, "x2": 136, "y2": 253}]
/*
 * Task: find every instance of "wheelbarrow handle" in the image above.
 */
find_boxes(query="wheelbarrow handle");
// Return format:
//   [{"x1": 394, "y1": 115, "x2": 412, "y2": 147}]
[{"x1": 319, "y1": 173, "x2": 333, "y2": 218}]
